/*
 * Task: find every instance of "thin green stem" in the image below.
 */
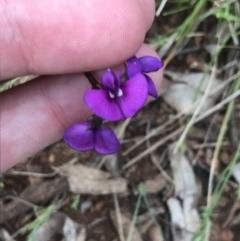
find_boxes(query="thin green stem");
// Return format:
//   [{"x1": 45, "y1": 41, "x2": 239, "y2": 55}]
[{"x1": 126, "y1": 195, "x2": 142, "y2": 241}]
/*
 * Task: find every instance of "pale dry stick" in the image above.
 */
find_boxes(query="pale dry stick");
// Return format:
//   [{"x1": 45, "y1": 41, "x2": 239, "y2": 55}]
[
  {"x1": 207, "y1": 80, "x2": 240, "y2": 207},
  {"x1": 196, "y1": 90, "x2": 240, "y2": 121},
  {"x1": 4, "y1": 195, "x2": 40, "y2": 211},
  {"x1": 172, "y1": 25, "x2": 232, "y2": 153},
  {"x1": 113, "y1": 193, "x2": 125, "y2": 241},
  {"x1": 192, "y1": 141, "x2": 229, "y2": 149},
  {"x1": 123, "y1": 128, "x2": 183, "y2": 169},
  {"x1": 146, "y1": 123, "x2": 173, "y2": 183},
  {"x1": 235, "y1": 0, "x2": 240, "y2": 16},
  {"x1": 117, "y1": 118, "x2": 132, "y2": 140},
  {"x1": 121, "y1": 137, "x2": 142, "y2": 144},
  {"x1": 156, "y1": 0, "x2": 168, "y2": 16},
  {"x1": 192, "y1": 114, "x2": 218, "y2": 165},
  {"x1": 136, "y1": 207, "x2": 164, "y2": 224},
  {"x1": 151, "y1": 154, "x2": 173, "y2": 184},
  {"x1": 219, "y1": 59, "x2": 239, "y2": 73},
  {"x1": 87, "y1": 217, "x2": 107, "y2": 229},
  {"x1": 5, "y1": 170, "x2": 58, "y2": 177},
  {"x1": 222, "y1": 202, "x2": 240, "y2": 228},
  {"x1": 228, "y1": 22, "x2": 240, "y2": 46},
  {"x1": 158, "y1": 32, "x2": 178, "y2": 58},
  {"x1": 122, "y1": 90, "x2": 240, "y2": 169},
  {"x1": 97, "y1": 156, "x2": 108, "y2": 169},
  {"x1": 173, "y1": 63, "x2": 218, "y2": 154},
  {"x1": 175, "y1": 20, "x2": 201, "y2": 57},
  {"x1": 123, "y1": 72, "x2": 238, "y2": 157}
]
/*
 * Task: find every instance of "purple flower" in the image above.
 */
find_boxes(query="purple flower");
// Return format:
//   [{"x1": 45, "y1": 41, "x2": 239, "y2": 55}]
[
  {"x1": 84, "y1": 69, "x2": 148, "y2": 121},
  {"x1": 126, "y1": 56, "x2": 164, "y2": 98},
  {"x1": 64, "y1": 122, "x2": 120, "y2": 155}
]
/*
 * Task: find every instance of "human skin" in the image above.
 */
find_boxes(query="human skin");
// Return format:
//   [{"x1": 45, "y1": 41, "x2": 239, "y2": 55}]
[{"x1": 0, "y1": 0, "x2": 163, "y2": 172}]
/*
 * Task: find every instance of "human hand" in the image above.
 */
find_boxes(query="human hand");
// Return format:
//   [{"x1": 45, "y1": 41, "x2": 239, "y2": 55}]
[{"x1": 0, "y1": 0, "x2": 163, "y2": 172}]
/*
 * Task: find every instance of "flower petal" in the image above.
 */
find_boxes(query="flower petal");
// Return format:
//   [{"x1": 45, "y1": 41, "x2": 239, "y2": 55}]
[
  {"x1": 126, "y1": 56, "x2": 142, "y2": 78},
  {"x1": 118, "y1": 73, "x2": 148, "y2": 117},
  {"x1": 102, "y1": 69, "x2": 119, "y2": 91},
  {"x1": 139, "y1": 56, "x2": 164, "y2": 73},
  {"x1": 63, "y1": 123, "x2": 94, "y2": 151},
  {"x1": 94, "y1": 126, "x2": 120, "y2": 154},
  {"x1": 144, "y1": 74, "x2": 158, "y2": 98},
  {"x1": 84, "y1": 89, "x2": 125, "y2": 121}
]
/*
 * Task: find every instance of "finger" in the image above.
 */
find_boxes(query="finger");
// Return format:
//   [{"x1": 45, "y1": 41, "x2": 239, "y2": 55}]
[
  {"x1": 0, "y1": 44, "x2": 163, "y2": 172},
  {"x1": 1, "y1": 0, "x2": 155, "y2": 80}
]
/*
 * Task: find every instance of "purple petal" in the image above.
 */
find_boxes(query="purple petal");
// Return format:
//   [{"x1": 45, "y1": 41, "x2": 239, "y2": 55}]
[
  {"x1": 94, "y1": 126, "x2": 120, "y2": 154},
  {"x1": 144, "y1": 74, "x2": 158, "y2": 98},
  {"x1": 64, "y1": 123, "x2": 94, "y2": 151},
  {"x1": 101, "y1": 69, "x2": 120, "y2": 91},
  {"x1": 84, "y1": 89, "x2": 126, "y2": 121},
  {"x1": 84, "y1": 74, "x2": 148, "y2": 121},
  {"x1": 139, "y1": 56, "x2": 164, "y2": 73},
  {"x1": 118, "y1": 73, "x2": 148, "y2": 117},
  {"x1": 126, "y1": 56, "x2": 142, "y2": 78}
]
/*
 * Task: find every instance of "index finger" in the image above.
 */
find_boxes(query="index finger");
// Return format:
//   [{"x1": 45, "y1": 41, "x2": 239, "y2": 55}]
[{"x1": 0, "y1": 0, "x2": 155, "y2": 80}]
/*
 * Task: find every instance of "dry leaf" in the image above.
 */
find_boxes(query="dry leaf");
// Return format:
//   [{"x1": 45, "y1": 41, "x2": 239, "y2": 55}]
[
  {"x1": 58, "y1": 163, "x2": 110, "y2": 180},
  {"x1": 33, "y1": 212, "x2": 66, "y2": 241},
  {"x1": 149, "y1": 226, "x2": 164, "y2": 241},
  {"x1": 63, "y1": 217, "x2": 77, "y2": 241},
  {"x1": 232, "y1": 162, "x2": 240, "y2": 184},
  {"x1": 57, "y1": 163, "x2": 127, "y2": 194},
  {"x1": 167, "y1": 198, "x2": 185, "y2": 229},
  {"x1": 76, "y1": 227, "x2": 86, "y2": 241},
  {"x1": 167, "y1": 143, "x2": 200, "y2": 241},
  {"x1": 26, "y1": 164, "x2": 43, "y2": 186},
  {"x1": 168, "y1": 144, "x2": 198, "y2": 200},
  {"x1": 110, "y1": 210, "x2": 143, "y2": 241},
  {"x1": 167, "y1": 198, "x2": 192, "y2": 241},
  {"x1": 144, "y1": 175, "x2": 167, "y2": 193},
  {"x1": 0, "y1": 228, "x2": 15, "y2": 241},
  {"x1": 162, "y1": 72, "x2": 222, "y2": 114},
  {"x1": 33, "y1": 212, "x2": 82, "y2": 241}
]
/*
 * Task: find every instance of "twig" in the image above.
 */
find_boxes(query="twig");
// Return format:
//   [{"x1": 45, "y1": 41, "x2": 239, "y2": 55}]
[
  {"x1": 5, "y1": 170, "x2": 58, "y2": 178},
  {"x1": 113, "y1": 193, "x2": 125, "y2": 241},
  {"x1": 192, "y1": 141, "x2": 229, "y2": 149},
  {"x1": 122, "y1": 72, "x2": 238, "y2": 156},
  {"x1": 123, "y1": 128, "x2": 183, "y2": 169},
  {"x1": 123, "y1": 89, "x2": 240, "y2": 169},
  {"x1": 193, "y1": 114, "x2": 219, "y2": 164},
  {"x1": 222, "y1": 202, "x2": 240, "y2": 228},
  {"x1": 173, "y1": 47, "x2": 219, "y2": 154},
  {"x1": 3, "y1": 196, "x2": 39, "y2": 209},
  {"x1": 156, "y1": 0, "x2": 168, "y2": 16},
  {"x1": 207, "y1": 75, "x2": 240, "y2": 206},
  {"x1": 146, "y1": 122, "x2": 173, "y2": 183},
  {"x1": 197, "y1": 90, "x2": 240, "y2": 121},
  {"x1": 0, "y1": 177, "x2": 69, "y2": 223}
]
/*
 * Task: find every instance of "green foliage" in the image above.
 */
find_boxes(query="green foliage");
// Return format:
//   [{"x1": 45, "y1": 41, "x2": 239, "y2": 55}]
[
  {"x1": 22, "y1": 205, "x2": 55, "y2": 241},
  {"x1": 127, "y1": 183, "x2": 162, "y2": 241},
  {"x1": 0, "y1": 175, "x2": 4, "y2": 189},
  {"x1": 193, "y1": 145, "x2": 240, "y2": 241},
  {"x1": 0, "y1": 77, "x2": 20, "y2": 92},
  {"x1": 71, "y1": 194, "x2": 81, "y2": 210}
]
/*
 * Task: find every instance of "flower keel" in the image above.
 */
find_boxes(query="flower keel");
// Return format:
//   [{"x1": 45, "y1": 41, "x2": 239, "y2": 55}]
[{"x1": 64, "y1": 122, "x2": 120, "y2": 155}]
